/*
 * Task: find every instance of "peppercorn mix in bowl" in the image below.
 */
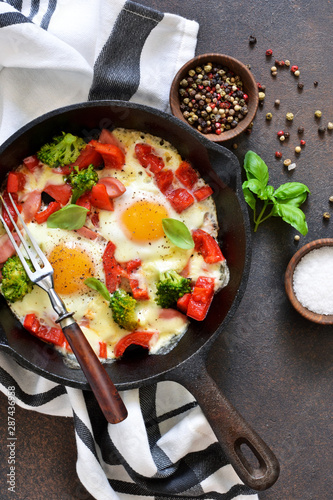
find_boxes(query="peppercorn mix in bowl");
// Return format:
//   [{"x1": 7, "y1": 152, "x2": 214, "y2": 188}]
[
  {"x1": 285, "y1": 238, "x2": 333, "y2": 325},
  {"x1": 169, "y1": 53, "x2": 259, "y2": 143}
]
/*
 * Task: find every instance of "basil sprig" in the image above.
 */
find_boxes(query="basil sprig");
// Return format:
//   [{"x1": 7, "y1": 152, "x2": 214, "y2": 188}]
[
  {"x1": 242, "y1": 151, "x2": 310, "y2": 235},
  {"x1": 47, "y1": 204, "x2": 88, "y2": 230},
  {"x1": 85, "y1": 277, "x2": 111, "y2": 301},
  {"x1": 162, "y1": 218, "x2": 194, "y2": 249}
]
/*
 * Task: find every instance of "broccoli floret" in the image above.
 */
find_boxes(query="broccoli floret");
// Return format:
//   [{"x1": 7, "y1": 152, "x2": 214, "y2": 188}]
[
  {"x1": 37, "y1": 132, "x2": 86, "y2": 168},
  {"x1": 1, "y1": 256, "x2": 34, "y2": 303},
  {"x1": 68, "y1": 164, "x2": 99, "y2": 203},
  {"x1": 109, "y1": 289, "x2": 139, "y2": 331},
  {"x1": 155, "y1": 270, "x2": 191, "y2": 309}
]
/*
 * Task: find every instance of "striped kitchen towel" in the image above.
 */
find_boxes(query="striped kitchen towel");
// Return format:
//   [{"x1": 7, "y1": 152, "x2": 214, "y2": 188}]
[{"x1": 0, "y1": 1, "x2": 258, "y2": 499}]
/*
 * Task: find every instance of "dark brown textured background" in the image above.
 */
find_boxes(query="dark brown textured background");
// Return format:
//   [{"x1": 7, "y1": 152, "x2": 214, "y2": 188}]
[{"x1": 1, "y1": 1, "x2": 332, "y2": 499}]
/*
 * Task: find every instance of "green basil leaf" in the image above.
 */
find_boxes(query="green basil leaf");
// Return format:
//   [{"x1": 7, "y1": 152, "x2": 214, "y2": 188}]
[
  {"x1": 243, "y1": 151, "x2": 269, "y2": 187},
  {"x1": 85, "y1": 277, "x2": 111, "y2": 301},
  {"x1": 274, "y1": 203, "x2": 308, "y2": 235},
  {"x1": 242, "y1": 186, "x2": 256, "y2": 211},
  {"x1": 274, "y1": 182, "x2": 310, "y2": 201},
  {"x1": 47, "y1": 204, "x2": 88, "y2": 230},
  {"x1": 162, "y1": 218, "x2": 194, "y2": 249}
]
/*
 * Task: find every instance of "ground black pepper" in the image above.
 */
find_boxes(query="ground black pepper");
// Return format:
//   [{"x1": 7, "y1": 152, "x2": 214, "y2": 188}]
[{"x1": 177, "y1": 62, "x2": 248, "y2": 135}]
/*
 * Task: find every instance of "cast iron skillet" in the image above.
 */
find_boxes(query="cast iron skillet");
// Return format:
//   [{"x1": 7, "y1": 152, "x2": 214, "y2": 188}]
[{"x1": 0, "y1": 101, "x2": 279, "y2": 490}]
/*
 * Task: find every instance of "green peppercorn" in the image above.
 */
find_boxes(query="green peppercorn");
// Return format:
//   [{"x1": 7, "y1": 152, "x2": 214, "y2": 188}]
[
  {"x1": 286, "y1": 112, "x2": 294, "y2": 121},
  {"x1": 266, "y1": 112, "x2": 273, "y2": 120},
  {"x1": 315, "y1": 110, "x2": 322, "y2": 118},
  {"x1": 323, "y1": 212, "x2": 330, "y2": 220},
  {"x1": 258, "y1": 92, "x2": 266, "y2": 101},
  {"x1": 328, "y1": 122, "x2": 333, "y2": 130},
  {"x1": 284, "y1": 159, "x2": 292, "y2": 167}
]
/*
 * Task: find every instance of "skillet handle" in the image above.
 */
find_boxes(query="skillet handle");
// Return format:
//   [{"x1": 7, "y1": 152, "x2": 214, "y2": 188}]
[
  {"x1": 61, "y1": 321, "x2": 128, "y2": 424},
  {"x1": 170, "y1": 358, "x2": 279, "y2": 491}
]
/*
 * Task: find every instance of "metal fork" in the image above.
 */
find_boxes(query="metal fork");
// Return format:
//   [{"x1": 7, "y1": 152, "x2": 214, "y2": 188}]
[{"x1": 0, "y1": 193, "x2": 127, "y2": 424}]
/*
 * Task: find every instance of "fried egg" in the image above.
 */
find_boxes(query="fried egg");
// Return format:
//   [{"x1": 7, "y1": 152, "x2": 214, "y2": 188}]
[{"x1": 1, "y1": 128, "x2": 229, "y2": 361}]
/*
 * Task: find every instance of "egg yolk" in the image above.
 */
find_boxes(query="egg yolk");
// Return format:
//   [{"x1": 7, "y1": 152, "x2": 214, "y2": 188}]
[
  {"x1": 121, "y1": 200, "x2": 168, "y2": 242},
  {"x1": 48, "y1": 244, "x2": 95, "y2": 295}
]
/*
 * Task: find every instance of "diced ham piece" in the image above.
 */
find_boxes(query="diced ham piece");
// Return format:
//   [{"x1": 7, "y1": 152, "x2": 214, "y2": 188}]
[{"x1": 0, "y1": 233, "x2": 21, "y2": 263}]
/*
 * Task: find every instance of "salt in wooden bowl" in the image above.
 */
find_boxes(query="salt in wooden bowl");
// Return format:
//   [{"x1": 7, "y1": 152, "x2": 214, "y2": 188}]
[{"x1": 285, "y1": 238, "x2": 333, "y2": 325}]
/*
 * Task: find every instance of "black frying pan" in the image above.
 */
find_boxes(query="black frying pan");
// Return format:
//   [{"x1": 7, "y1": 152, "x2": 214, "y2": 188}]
[{"x1": 0, "y1": 101, "x2": 279, "y2": 490}]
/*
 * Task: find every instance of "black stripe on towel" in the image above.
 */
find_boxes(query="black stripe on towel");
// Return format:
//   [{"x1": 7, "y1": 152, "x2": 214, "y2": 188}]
[
  {"x1": 5, "y1": 0, "x2": 23, "y2": 10},
  {"x1": 29, "y1": 0, "x2": 40, "y2": 20},
  {"x1": 73, "y1": 410, "x2": 99, "y2": 460},
  {"x1": 88, "y1": 0, "x2": 164, "y2": 101},
  {"x1": 0, "y1": 11, "x2": 31, "y2": 28},
  {"x1": 0, "y1": 365, "x2": 66, "y2": 406},
  {"x1": 40, "y1": 0, "x2": 57, "y2": 30}
]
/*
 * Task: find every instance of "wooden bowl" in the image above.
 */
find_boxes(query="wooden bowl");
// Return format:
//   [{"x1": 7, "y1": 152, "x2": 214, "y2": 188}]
[
  {"x1": 285, "y1": 238, "x2": 333, "y2": 324},
  {"x1": 169, "y1": 53, "x2": 259, "y2": 143}
]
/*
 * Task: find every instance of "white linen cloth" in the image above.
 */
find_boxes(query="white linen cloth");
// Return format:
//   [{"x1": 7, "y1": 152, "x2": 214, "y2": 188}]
[{"x1": 0, "y1": 1, "x2": 258, "y2": 499}]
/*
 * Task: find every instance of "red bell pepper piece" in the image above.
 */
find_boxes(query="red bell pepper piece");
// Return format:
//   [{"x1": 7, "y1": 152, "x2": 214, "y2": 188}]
[
  {"x1": 23, "y1": 314, "x2": 65, "y2": 347},
  {"x1": 166, "y1": 188, "x2": 194, "y2": 213},
  {"x1": 177, "y1": 292, "x2": 191, "y2": 314},
  {"x1": 23, "y1": 155, "x2": 40, "y2": 172},
  {"x1": 34, "y1": 201, "x2": 61, "y2": 224},
  {"x1": 102, "y1": 241, "x2": 123, "y2": 293},
  {"x1": 76, "y1": 193, "x2": 91, "y2": 212},
  {"x1": 7, "y1": 172, "x2": 26, "y2": 193},
  {"x1": 175, "y1": 161, "x2": 198, "y2": 189},
  {"x1": 134, "y1": 143, "x2": 153, "y2": 167},
  {"x1": 99, "y1": 341, "x2": 108, "y2": 359},
  {"x1": 114, "y1": 331, "x2": 158, "y2": 358},
  {"x1": 74, "y1": 144, "x2": 103, "y2": 169},
  {"x1": 89, "y1": 183, "x2": 114, "y2": 211},
  {"x1": 98, "y1": 129, "x2": 126, "y2": 153},
  {"x1": 154, "y1": 169, "x2": 174, "y2": 193},
  {"x1": 192, "y1": 229, "x2": 225, "y2": 264},
  {"x1": 1, "y1": 191, "x2": 21, "y2": 231},
  {"x1": 43, "y1": 183, "x2": 72, "y2": 206},
  {"x1": 90, "y1": 141, "x2": 125, "y2": 169},
  {"x1": 145, "y1": 153, "x2": 164, "y2": 174},
  {"x1": 126, "y1": 259, "x2": 149, "y2": 300},
  {"x1": 193, "y1": 185, "x2": 213, "y2": 201},
  {"x1": 186, "y1": 276, "x2": 215, "y2": 321},
  {"x1": 23, "y1": 313, "x2": 40, "y2": 334}
]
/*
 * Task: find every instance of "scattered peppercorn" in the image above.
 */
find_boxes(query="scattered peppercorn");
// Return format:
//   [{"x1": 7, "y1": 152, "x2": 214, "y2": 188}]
[
  {"x1": 275, "y1": 59, "x2": 285, "y2": 67},
  {"x1": 274, "y1": 99, "x2": 280, "y2": 107},
  {"x1": 275, "y1": 151, "x2": 282, "y2": 159},
  {"x1": 291, "y1": 65, "x2": 298, "y2": 73},
  {"x1": 300, "y1": 139, "x2": 306, "y2": 146},
  {"x1": 270, "y1": 66, "x2": 277, "y2": 73},
  {"x1": 295, "y1": 146, "x2": 301, "y2": 154},
  {"x1": 298, "y1": 126, "x2": 304, "y2": 134},
  {"x1": 294, "y1": 234, "x2": 300, "y2": 242},
  {"x1": 314, "y1": 81, "x2": 318, "y2": 86},
  {"x1": 329, "y1": 196, "x2": 333, "y2": 203},
  {"x1": 285, "y1": 60, "x2": 291, "y2": 67},
  {"x1": 249, "y1": 35, "x2": 257, "y2": 45},
  {"x1": 323, "y1": 212, "x2": 331, "y2": 220},
  {"x1": 318, "y1": 126, "x2": 326, "y2": 134},
  {"x1": 314, "y1": 110, "x2": 322, "y2": 118},
  {"x1": 271, "y1": 71, "x2": 277, "y2": 77},
  {"x1": 279, "y1": 135, "x2": 286, "y2": 142},
  {"x1": 284, "y1": 159, "x2": 292, "y2": 167},
  {"x1": 177, "y1": 62, "x2": 249, "y2": 136},
  {"x1": 258, "y1": 91, "x2": 266, "y2": 101},
  {"x1": 277, "y1": 130, "x2": 285, "y2": 137},
  {"x1": 294, "y1": 70, "x2": 300, "y2": 77},
  {"x1": 288, "y1": 162, "x2": 296, "y2": 170},
  {"x1": 286, "y1": 112, "x2": 294, "y2": 121},
  {"x1": 232, "y1": 143, "x2": 238, "y2": 149},
  {"x1": 266, "y1": 49, "x2": 273, "y2": 56},
  {"x1": 266, "y1": 112, "x2": 273, "y2": 120},
  {"x1": 297, "y1": 82, "x2": 304, "y2": 89},
  {"x1": 284, "y1": 131, "x2": 290, "y2": 139},
  {"x1": 328, "y1": 122, "x2": 333, "y2": 130}
]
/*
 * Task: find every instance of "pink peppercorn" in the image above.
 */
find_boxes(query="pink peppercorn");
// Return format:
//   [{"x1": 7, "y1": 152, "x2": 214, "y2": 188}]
[
  {"x1": 300, "y1": 139, "x2": 306, "y2": 146},
  {"x1": 266, "y1": 49, "x2": 273, "y2": 56},
  {"x1": 291, "y1": 65, "x2": 298, "y2": 73},
  {"x1": 275, "y1": 151, "x2": 282, "y2": 159},
  {"x1": 277, "y1": 130, "x2": 285, "y2": 137},
  {"x1": 243, "y1": 94, "x2": 249, "y2": 101}
]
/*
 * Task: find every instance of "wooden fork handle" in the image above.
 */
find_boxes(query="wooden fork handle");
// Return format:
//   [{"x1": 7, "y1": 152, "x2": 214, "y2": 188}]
[{"x1": 61, "y1": 321, "x2": 128, "y2": 424}]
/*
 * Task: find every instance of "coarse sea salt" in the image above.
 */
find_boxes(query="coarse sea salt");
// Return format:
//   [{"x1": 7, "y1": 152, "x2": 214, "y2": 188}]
[{"x1": 293, "y1": 246, "x2": 333, "y2": 315}]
